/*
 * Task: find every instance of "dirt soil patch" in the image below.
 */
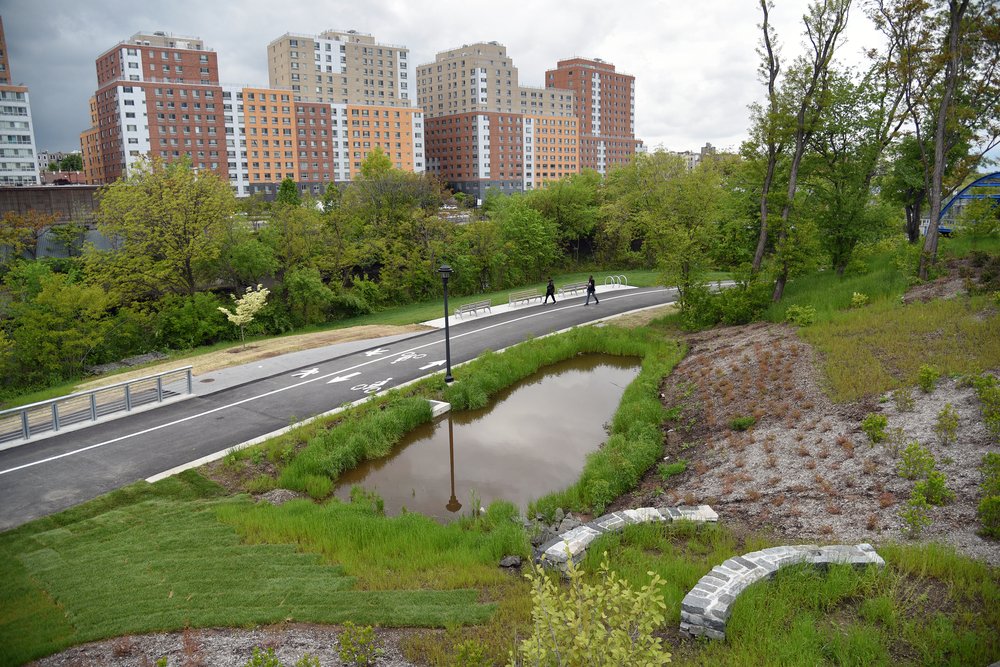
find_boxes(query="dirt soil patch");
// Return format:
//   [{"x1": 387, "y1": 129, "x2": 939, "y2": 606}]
[
  {"x1": 74, "y1": 324, "x2": 430, "y2": 392},
  {"x1": 610, "y1": 321, "x2": 999, "y2": 565}
]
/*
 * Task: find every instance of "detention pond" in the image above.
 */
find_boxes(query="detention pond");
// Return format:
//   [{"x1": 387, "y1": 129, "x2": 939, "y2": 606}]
[{"x1": 334, "y1": 355, "x2": 640, "y2": 521}]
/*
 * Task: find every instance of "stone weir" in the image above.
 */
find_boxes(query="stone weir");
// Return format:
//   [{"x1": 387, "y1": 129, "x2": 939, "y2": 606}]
[{"x1": 680, "y1": 543, "x2": 886, "y2": 640}]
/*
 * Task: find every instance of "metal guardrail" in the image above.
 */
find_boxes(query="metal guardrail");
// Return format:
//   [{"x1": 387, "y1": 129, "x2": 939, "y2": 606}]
[
  {"x1": 0, "y1": 366, "x2": 193, "y2": 446},
  {"x1": 604, "y1": 274, "x2": 629, "y2": 288}
]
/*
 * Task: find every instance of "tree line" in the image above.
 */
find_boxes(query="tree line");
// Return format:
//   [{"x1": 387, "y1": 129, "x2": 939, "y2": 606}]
[{"x1": 1, "y1": 0, "x2": 997, "y2": 399}]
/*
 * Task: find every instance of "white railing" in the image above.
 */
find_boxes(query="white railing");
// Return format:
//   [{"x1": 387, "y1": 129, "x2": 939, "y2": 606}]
[{"x1": 0, "y1": 367, "x2": 193, "y2": 448}]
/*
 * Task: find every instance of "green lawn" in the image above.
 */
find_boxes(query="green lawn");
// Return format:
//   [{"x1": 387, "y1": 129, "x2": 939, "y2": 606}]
[{"x1": 0, "y1": 472, "x2": 500, "y2": 667}]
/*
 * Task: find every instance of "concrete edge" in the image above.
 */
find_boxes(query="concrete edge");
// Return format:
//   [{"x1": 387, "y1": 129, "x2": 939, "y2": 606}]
[{"x1": 1, "y1": 393, "x2": 196, "y2": 453}]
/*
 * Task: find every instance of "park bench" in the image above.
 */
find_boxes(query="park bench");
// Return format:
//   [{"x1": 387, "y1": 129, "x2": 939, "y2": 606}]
[
  {"x1": 508, "y1": 289, "x2": 543, "y2": 308},
  {"x1": 557, "y1": 282, "x2": 589, "y2": 298},
  {"x1": 455, "y1": 299, "x2": 492, "y2": 319}
]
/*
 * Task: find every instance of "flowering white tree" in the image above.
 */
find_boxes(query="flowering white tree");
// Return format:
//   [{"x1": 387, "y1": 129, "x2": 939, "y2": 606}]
[{"x1": 218, "y1": 284, "x2": 270, "y2": 348}]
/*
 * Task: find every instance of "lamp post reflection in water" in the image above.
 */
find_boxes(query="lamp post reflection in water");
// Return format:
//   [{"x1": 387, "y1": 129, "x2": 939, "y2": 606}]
[{"x1": 446, "y1": 414, "x2": 462, "y2": 513}]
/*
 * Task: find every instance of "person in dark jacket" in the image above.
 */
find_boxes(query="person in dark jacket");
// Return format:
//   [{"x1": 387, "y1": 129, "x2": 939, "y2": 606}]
[
  {"x1": 585, "y1": 275, "x2": 599, "y2": 305},
  {"x1": 544, "y1": 277, "x2": 556, "y2": 304}
]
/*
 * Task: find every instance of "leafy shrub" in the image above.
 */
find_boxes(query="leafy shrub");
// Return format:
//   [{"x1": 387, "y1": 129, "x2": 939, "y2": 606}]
[
  {"x1": 452, "y1": 640, "x2": 491, "y2": 667},
  {"x1": 657, "y1": 459, "x2": 688, "y2": 482},
  {"x1": 154, "y1": 292, "x2": 230, "y2": 349},
  {"x1": 851, "y1": 292, "x2": 870, "y2": 308},
  {"x1": 933, "y1": 403, "x2": 960, "y2": 445},
  {"x1": 914, "y1": 470, "x2": 955, "y2": 506},
  {"x1": 893, "y1": 387, "x2": 915, "y2": 412},
  {"x1": 730, "y1": 415, "x2": 756, "y2": 431},
  {"x1": 716, "y1": 281, "x2": 771, "y2": 325},
  {"x1": 294, "y1": 655, "x2": 320, "y2": 667},
  {"x1": 678, "y1": 283, "x2": 722, "y2": 330},
  {"x1": 898, "y1": 441, "x2": 935, "y2": 480},
  {"x1": 971, "y1": 374, "x2": 1000, "y2": 441},
  {"x1": 977, "y1": 496, "x2": 1000, "y2": 540},
  {"x1": 338, "y1": 622, "x2": 382, "y2": 667},
  {"x1": 861, "y1": 413, "x2": 888, "y2": 444},
  {"x1": 917, "y1": 364, "x2": 940, "y2": 393},
  {"x1": 244, "y1": 646, "x2": 282, "y2": 667},
  {"x1": 980, "y1": 452, "x2": 1000, "y2": 540},
  {"x1": 899, "y1": 490, "x2": 932, "y2": 538},
  {"x1": 509, "y1": 553, "x2": 671, "y2": 666},
  {"x1": 784, "y1": 304, "x2": 817, "y2": 327}
]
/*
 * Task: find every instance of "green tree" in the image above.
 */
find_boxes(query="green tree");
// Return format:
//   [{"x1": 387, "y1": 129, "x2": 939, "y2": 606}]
[
  {"x1": 1, "y1": 209, "x2": 55, "y2": 263},
  {"x1": 6, "y1": 273, "x2": 112, "y2": 388},
  {"x1": 46, "y1": 222, "x2": 88, "y2": 258},
  {"x1": 651, "y1": 160, "x2": 723, "y2": 310},
  {"x1": 769, "y1": 0, "x2": 851, "y2": 301},
  {"x1": 527, "y1": 170, "x2": 601, "y2": 262},
  {"x1": 283, "y1": 266, "x2": 334, "y2": 325},
  {"x1": 58, "y1": 154, "x2": 83, "y2": 171},
  {"x1": 86, "y1": 157, "x2": 236, "y2": 302},
  {"x1": 258, "y1": 205, "x2": 327, "y2": 279},
  {"x1": 275, "y1": 177, "x2": 302, "y2": 207},
  {"x1": 874, "y1": 0, "x2": 1000, "y2": 277},
  {"x1": 491, "y1": 195, "x2": 558, "y2": 285}
]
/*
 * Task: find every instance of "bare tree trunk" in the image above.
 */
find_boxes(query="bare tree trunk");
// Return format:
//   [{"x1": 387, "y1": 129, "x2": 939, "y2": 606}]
[{"x1": 919, "y1": 0, "x2": 968, "y2": 279}]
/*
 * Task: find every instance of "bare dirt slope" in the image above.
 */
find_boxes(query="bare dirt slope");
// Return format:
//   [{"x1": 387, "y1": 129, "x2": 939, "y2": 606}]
[{"x1": 611, "y1": 321, "x2": 999, "y2": 565}]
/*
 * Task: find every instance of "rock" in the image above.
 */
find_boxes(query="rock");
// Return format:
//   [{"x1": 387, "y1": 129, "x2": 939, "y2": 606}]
[
  {"x1": 554, "y1": 507, "x2": 565, "y2": 523},
  {"x1": 557, "y1": 516, "x2": 581, "y2": 533},
  {"x1": 499, "y1": 555, "x2": 523, "y2": 568}
]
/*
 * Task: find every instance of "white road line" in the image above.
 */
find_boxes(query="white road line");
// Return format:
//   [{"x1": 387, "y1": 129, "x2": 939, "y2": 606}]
[{"x1": 0, "y1": 288, "x2": 670, "y2": 477}]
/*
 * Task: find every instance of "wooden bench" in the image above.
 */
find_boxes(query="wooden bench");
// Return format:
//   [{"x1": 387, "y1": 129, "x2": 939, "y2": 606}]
[
  {"x1": 508, "y1": 289, "x2": 543, "y2": 307},
  {"x1": 557, "y1": 282, "x2": 589, "y2": 298},
  {"x1": 454, "y1": 299, "x2": 492, "y2": 319}
]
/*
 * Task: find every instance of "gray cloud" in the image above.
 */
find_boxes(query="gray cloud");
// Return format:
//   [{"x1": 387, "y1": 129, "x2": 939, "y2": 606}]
[{"x1": 4, "y1": 0, "x2": 884, "y2": 155}]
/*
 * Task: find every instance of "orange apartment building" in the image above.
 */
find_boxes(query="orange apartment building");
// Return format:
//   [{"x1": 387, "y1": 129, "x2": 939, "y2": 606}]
[{"x1": 546, "y1": 57, "x2": 639, "y2": 174}]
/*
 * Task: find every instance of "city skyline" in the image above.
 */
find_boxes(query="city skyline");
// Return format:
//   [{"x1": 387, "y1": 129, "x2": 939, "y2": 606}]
[{"x1": 3, "y1": 0, "x2": 885, "y2": 156}]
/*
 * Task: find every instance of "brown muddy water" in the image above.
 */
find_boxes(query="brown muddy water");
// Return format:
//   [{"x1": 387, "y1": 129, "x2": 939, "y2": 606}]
[{"x1": 334, "y1": 355, "x2": 640, "y2": 521}]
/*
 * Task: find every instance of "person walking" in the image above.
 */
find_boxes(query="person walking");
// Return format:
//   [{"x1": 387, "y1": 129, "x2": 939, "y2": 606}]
[
  {"x1": 585, "y1": 275, "x2": 599, "y2": 305},
  {"x1": 544, "y1": 277, "x2": 556, "y2": 304}
]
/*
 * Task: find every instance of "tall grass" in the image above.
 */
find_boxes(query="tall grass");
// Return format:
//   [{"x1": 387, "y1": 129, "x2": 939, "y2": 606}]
[
  {"x1": 277, "y1": 396, "x2": 433, "y2": 496},
  {"x1": 803, "y1": 295, "x2": 1000, "y2": 402},
  {"x1": 216, "y1": 496, "x2": 529, "y2": 591}
]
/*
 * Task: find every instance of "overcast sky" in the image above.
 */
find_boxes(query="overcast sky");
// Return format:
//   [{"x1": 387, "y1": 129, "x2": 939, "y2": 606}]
[{"x1": 3, "y1": 0, "x2": 887, "y2": 155}]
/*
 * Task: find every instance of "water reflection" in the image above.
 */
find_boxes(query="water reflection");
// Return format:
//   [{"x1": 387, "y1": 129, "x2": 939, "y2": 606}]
[{"x1": 334, "y1": 355, "x2": 640, "y2": 522}]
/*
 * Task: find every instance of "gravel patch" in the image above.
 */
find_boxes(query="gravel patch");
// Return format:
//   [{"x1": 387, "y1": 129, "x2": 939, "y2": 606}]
[{"x1": 28, "y1": 624, "x2": 417, "y2": 667}]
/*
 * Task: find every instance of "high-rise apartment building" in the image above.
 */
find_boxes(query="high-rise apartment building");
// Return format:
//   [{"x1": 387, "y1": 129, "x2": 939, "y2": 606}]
[
  {"x1": 417, "y1": 41, "x2": 578, "y2": 200},
  {"x1": 546, "y1": 57, "x2": 638, "y2": 174},
  {"x1": 81, "y1": 30, "x2": 425, "y2": 196},
  {"x1": 79, "y1": 31, "x2": 227, "y2": 185},
  {"x1": 0, "y1": 16, "x2": 41, "y2": 186},
  {"x1": 267, "y1": 30, "x2": 412, "y2": 107}
]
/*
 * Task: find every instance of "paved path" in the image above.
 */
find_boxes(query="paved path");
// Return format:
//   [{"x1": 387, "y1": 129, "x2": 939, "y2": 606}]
[{"x1": 0, "y1": 285, "x2": 676, "y2": 531}]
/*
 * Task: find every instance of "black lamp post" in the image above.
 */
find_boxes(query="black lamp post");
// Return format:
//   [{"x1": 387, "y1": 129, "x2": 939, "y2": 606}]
[{"x1": 438, "y1": 264, "x2": 454, "y2": 384}]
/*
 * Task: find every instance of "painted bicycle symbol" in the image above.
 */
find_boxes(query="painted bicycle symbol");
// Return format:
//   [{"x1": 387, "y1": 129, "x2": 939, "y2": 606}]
[
  {"x1": 350, "y1": 377, "x2": 393, "y2": 394},
  {"x1": 390, "y1": 352, "x2": 427, "y2": 364}
]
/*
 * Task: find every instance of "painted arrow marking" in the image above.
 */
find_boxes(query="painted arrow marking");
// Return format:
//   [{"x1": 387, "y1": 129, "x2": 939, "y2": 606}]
[
  {"x1": 365, "y1": 348, "x2": 389, "y2": 357},
  {"x1": 327, "y1": 372, "x2": 361, "y2": 384},
  {"x1": 291, "y1": 368, "x2": 319, "y2": 378},
  {"x1": 419, "y1": 360, "x2": 447, "y2": 370}
]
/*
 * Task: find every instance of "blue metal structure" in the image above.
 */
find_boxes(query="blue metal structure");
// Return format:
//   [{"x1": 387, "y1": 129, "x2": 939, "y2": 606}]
[{"x1": 936, "y1": 171, "x2": 1000, "y2": 234}]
